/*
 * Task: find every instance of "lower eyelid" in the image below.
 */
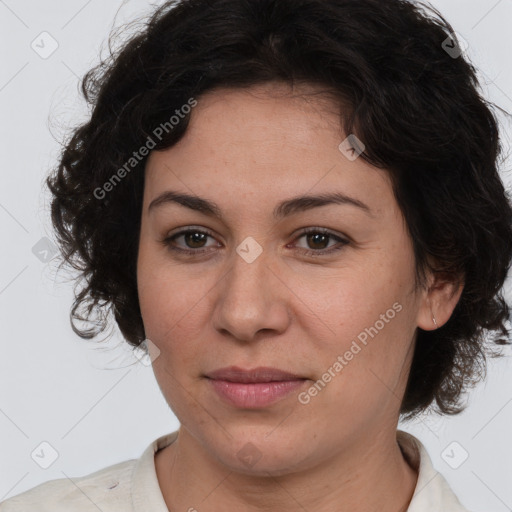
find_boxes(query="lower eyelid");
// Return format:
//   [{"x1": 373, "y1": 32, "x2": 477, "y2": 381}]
[
  {"x1": 163, "y1": 229, "x2": 348, "y2": 254},
  {"x1": 293, "y1": 232, "x2": 347, "y2": 250},
  {"x1": 164, "y1": 231, "x2": 219, "y2": 251}
]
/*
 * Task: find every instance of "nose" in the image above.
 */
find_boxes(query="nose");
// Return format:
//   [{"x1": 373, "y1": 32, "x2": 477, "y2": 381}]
[{"x1": 211, "y1": 242, "x2": 291, "y2": 342}]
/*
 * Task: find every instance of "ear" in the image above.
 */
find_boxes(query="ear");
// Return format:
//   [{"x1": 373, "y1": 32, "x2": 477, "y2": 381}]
[{"x1": 416, "y1": 270, "x2": 464, "y2": 331}]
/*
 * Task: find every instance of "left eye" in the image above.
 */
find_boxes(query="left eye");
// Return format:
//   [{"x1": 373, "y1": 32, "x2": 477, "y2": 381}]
[
  {"x1": 161, "y1": 228, "x2": 349, "y2": 256},
  {"x1": 290, "y1": 228, "x2": 349, "y2": 256}
]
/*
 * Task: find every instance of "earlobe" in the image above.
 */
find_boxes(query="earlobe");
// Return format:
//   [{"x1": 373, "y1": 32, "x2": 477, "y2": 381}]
[{"x1": 417, "y1": 272, "x2": 464, "y2": 331}]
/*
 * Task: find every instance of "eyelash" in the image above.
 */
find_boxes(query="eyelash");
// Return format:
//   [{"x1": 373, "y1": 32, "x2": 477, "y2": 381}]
[{"x1": 161, "y1": 227, "x2": 349, "y2": 257}]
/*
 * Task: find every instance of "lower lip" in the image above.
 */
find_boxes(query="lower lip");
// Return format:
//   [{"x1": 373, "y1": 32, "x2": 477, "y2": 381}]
[{"x1": 207, "y1": 378, "x2": 306, "y2": 408}]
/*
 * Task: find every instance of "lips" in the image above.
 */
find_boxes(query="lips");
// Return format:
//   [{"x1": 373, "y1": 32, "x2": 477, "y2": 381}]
[
  {"x1": 205, "y1": 366, "x2": 307, "y2": 408},
  {"x1": 205, "y1": 366, "x2": 305, "y2": 383}
]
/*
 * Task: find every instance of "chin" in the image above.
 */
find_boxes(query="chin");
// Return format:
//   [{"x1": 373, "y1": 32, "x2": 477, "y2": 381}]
[
  {"x1": 205, "y1": 427, "x2": 311, "y2": 476},
  {"x1": 223, "y1": 447, "x2": 307, "y2": 477}
]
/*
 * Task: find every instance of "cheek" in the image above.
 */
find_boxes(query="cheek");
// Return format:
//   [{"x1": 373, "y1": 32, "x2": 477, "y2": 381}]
[
  {"x1": 137, "y1": 244, "x2": 209, "y2": 340},
  {"x1": 300, "y1": 257, "x2": 415, "y2": 389},
  {"x1": 299, "y1": 260, "x2": 410, "y2": 337}
]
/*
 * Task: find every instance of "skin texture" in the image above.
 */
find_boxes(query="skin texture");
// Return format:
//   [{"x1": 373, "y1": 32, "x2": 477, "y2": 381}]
[{"x1": 137, "y1": 82, "x2": 463, "y2": 512}]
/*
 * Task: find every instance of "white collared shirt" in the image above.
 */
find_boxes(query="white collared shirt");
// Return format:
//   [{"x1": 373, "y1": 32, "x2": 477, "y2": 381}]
[{"x1": 0, "y1": 429, "x2": 474, "y2": 511}]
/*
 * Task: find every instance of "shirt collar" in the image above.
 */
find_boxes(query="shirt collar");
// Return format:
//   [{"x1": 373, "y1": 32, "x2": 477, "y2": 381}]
[
  {"x1": 397, "y1": 429, "x2": 470, "y2": 511},
  {"x1": 131, "y1": 430, "x2": 178, "y2": 512}
]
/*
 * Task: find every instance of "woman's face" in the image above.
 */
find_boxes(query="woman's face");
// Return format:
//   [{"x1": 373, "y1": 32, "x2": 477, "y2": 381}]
[{"x1": 137, "y1": 83, "x2": 432, "y2": 474}]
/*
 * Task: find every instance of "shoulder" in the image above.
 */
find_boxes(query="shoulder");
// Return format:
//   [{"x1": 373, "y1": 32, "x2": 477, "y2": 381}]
[
  {"x1": 0, "y1": 431, "x2": 179, "y2": 512},
  {"x1": 0, "y1": 459, "x2": 136, "y2": 511},
  {"x1": 396, "y1": 430, "x2": 477, "y2": 512}
]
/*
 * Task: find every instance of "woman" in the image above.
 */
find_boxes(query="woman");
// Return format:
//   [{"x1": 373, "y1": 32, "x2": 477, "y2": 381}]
[{"x1": 2, "y1": 0, "x2": 511, "y2": 510}]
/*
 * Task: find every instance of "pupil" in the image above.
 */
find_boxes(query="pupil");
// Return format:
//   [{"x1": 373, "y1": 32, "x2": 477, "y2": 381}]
[
  {"x1": 183, "y1": 232, "x2": 329, "y2": 250},
  {"x1": 186, "y1": 232, "x2": 206, "y2": 248},
  {"x1": 308, "y1": 233, "x2": 328, "y2": 249}
]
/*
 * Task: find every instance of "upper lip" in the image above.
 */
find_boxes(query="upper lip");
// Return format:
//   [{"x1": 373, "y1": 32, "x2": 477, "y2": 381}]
[{"x1": 205, "y1": 366, "x2": 305, "y2": 383}]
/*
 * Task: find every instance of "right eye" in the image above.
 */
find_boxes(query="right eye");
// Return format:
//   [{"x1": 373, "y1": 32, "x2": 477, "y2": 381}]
[{"x1": 161, "y1": 228, "x2": 221, "y2": 256}]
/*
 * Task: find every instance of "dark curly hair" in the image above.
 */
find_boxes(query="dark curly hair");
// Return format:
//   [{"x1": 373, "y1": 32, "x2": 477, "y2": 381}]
[{"x1": 46, "y1": 0, "x2": 512, "y2": 420}]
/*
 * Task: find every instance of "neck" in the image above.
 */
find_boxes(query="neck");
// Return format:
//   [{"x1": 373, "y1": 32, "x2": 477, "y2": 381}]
[{"x1": 155, "y1": 427, "x2": 418, "y2": 512}]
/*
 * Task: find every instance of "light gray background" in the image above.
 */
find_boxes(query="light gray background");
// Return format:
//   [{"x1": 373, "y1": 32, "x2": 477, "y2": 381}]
[{"x1": 1, "y1": 1, "x2": 511, "y2": 510}]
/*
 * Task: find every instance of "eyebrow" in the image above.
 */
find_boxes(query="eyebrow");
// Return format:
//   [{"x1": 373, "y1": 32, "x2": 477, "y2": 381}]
[{"x1": 148, "y1": 190, "x2": 374, "y2": 219}]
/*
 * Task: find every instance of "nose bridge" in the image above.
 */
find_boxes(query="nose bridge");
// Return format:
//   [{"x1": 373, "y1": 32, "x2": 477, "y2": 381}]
[
  {"x1": 212, "y1": 235, "x2": 289, "y2": 339},
  {"x1": 227, "y1": 235, "x2": 270, "y2": 301}
]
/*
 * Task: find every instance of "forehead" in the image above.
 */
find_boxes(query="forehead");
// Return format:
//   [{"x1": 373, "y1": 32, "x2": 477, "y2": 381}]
[
  {"x1": 143, "y1": 83, "x2": 394, "y2": 218},
  {"x1": 175, "y1": 82, "x2": 346, "y2": 151}
]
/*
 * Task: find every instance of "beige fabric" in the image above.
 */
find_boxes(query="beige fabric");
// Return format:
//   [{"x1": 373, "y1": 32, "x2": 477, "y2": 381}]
[{"x1": 0, "y1": 429, "x2": 473, "y2": 511}]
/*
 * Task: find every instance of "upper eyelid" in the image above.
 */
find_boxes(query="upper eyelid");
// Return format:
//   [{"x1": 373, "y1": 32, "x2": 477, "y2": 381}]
[{"x1": 166, "y1": 227, "x2": 347, "y2": 247}]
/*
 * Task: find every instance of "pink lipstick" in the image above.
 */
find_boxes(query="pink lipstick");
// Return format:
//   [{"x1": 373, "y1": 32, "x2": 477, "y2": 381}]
[{"x1": 205, "y1": 366, "x2": 307, "y2": 408}]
